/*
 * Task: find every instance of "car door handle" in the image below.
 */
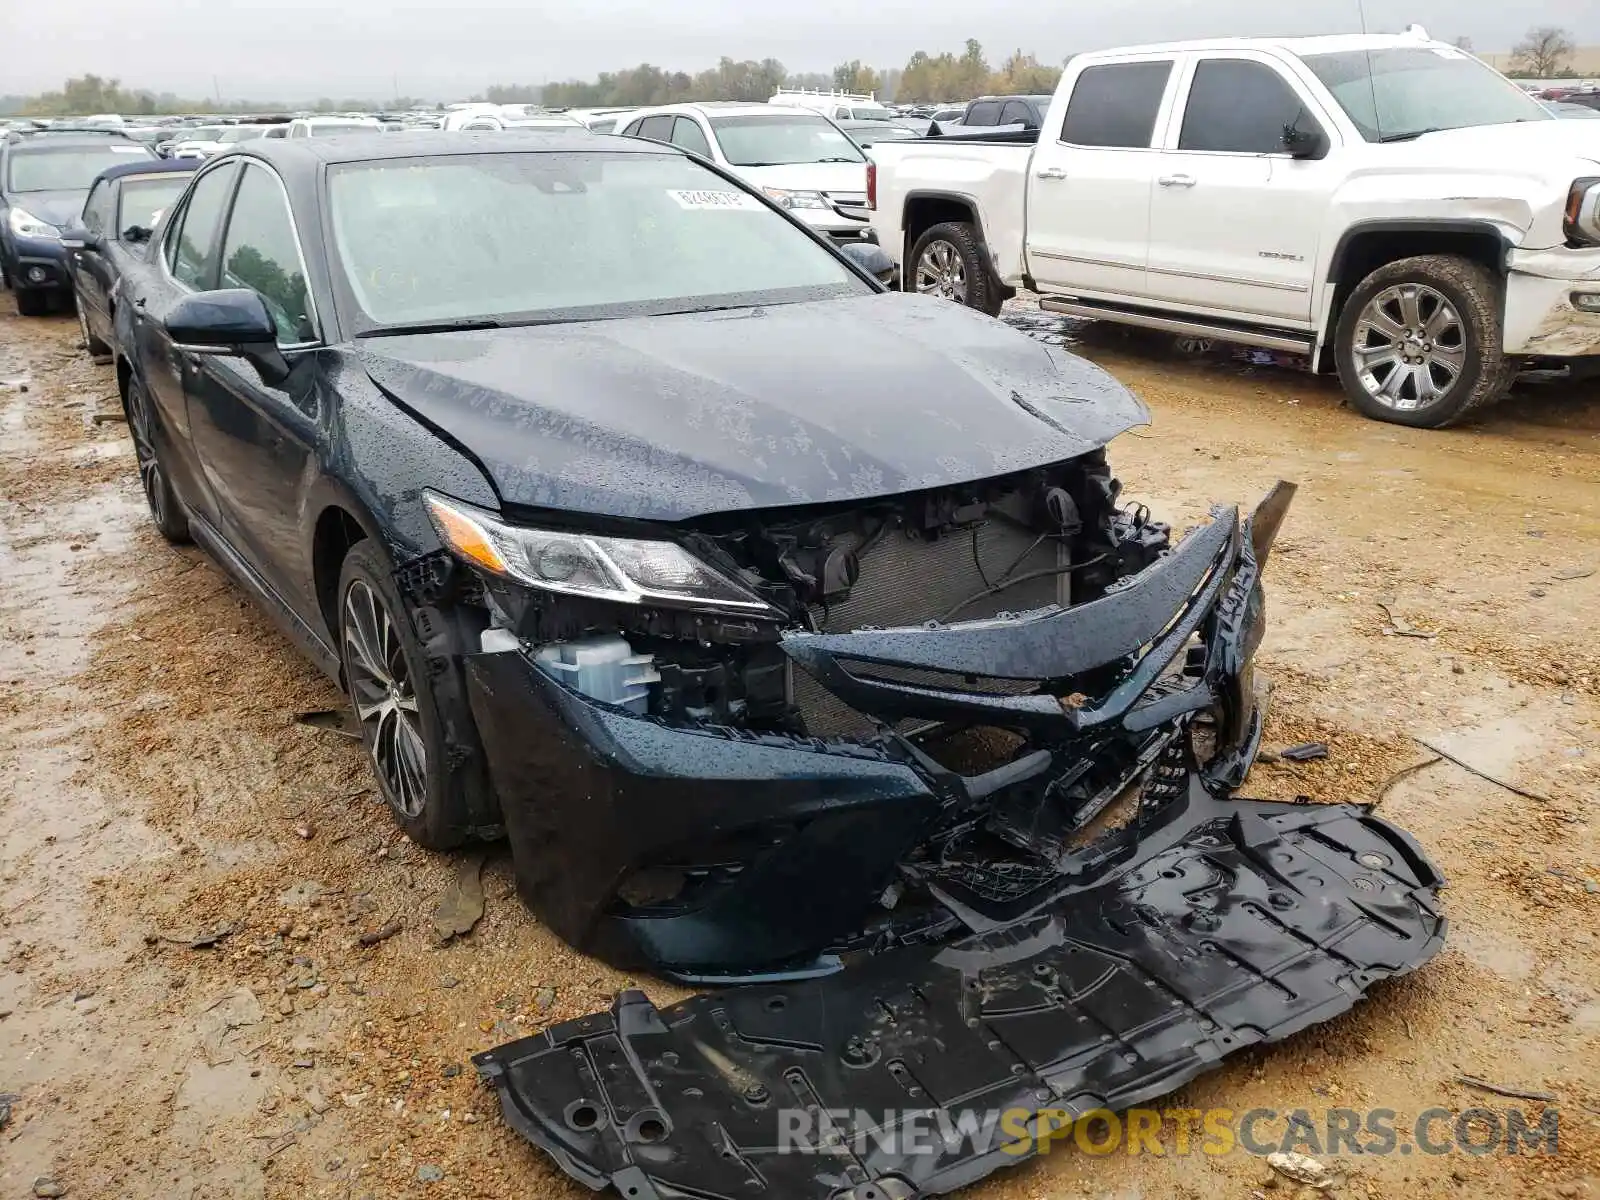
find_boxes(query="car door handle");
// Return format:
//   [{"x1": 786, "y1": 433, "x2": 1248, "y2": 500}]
[
  {"x1": 1158, "y1": 173, "x2": 1197, "y2": 188},
  {"x1": 1035, "y1": 167, "x2": 1067, "y2": 181}
]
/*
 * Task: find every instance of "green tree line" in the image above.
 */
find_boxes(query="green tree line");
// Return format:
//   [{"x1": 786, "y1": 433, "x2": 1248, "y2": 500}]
[{"x1": 1, "y1": 74, "x2": 427, "y2": 117}]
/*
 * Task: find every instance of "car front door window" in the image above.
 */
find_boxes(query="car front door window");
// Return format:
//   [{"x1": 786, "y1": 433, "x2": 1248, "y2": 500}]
[
  {"x1": 169, "y1": 163, "x2": 239, "y2": 289},
  {"x1": 1178, "y1": 59, "x2": 1313, "y2": 154},
  {"x1": 218, "y1": 164, "x2": 315, "y2": 344}
]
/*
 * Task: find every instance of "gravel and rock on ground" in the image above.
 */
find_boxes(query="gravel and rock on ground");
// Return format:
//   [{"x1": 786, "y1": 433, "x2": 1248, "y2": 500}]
[{"x1": 0, "y1": 296, "x2": 1597, "y2": 1200}]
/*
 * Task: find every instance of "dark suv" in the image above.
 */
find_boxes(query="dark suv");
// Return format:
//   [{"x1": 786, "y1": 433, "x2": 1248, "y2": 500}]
[{"x1": 0, "y1": 133, "x2": 155, "y2": 314}]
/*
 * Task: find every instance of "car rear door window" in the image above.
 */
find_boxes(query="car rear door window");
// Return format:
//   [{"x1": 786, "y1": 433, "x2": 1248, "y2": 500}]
[
  {"x1": 635, "y1": 115, "x2": 675, "y2": 143},
  {"x1": 1060, "y1": 61, "x2": 1174, "y2": 147},
  {"x1": 1179, "y1": 59, "x2": 1308, "y2": 153},
  {"x1": 671, "y1": 117, "x2": 713, "y2": 158},
  {"x1": 965, "y1": 101, "x2": 1001, "y2": 126},
  {"x1": 169, "y1": 162, "x2": 238, "y2": 289},
  {"x1": 218, "y1": 163, "x2": 314, "y2": 343}
]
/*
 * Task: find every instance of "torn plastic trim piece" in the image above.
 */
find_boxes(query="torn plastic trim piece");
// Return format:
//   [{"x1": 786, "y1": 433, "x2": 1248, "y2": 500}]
[{"x1": 475, "y1": 778, "x2": 1446, "y2": 1200}]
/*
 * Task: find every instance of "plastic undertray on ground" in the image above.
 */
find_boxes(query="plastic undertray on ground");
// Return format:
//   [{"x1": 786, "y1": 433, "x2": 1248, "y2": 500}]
[{"x1": 476, "y1": 781, "x2": 1446, "y2": 1200}]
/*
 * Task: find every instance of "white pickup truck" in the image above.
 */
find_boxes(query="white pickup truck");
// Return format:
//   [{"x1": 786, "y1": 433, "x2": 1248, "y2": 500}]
[{"x1": 868, "y1": 29, "x2": 1600, "y2": 427}]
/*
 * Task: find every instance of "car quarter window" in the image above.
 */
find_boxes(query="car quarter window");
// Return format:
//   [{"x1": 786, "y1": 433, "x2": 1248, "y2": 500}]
[
  {"x1": 169, "y1": 163, "x2": 238, "y2": 289},
  {"x1": 81, "y1": 180, "x2": 115, "y2": 235},
  {"x1": 1060, "y1": 61, "x2": 1175, "y2": 147},
  {"x1": 218, "y1": 163, "x2": 315, "y2": 344},
  {"x1": 635, "y1": 115, "x2": 676, "y2": 143},
  {"x1": 670, "y1": 116, "x2": 713, "y2": 157},
  {"x1": 1178, "y1": 58, "x2": 1310, "y2": 153}
]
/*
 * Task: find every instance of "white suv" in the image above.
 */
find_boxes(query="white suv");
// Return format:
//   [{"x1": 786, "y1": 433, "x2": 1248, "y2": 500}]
[{"x1": 619, "y1": 103, "x2": 874, "y2": 243}]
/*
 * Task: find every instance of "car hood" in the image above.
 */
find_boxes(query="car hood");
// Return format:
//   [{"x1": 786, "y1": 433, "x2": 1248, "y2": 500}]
[
  {"x1": 355, "y1": 293, "x2": 1148, "y2": 521},
  {"x1": 8, "y1": 190, "x2": 84, "y2": 227},
  {"x1": 1395, "y1": 118, "x2": 1600, "y2": 167}
]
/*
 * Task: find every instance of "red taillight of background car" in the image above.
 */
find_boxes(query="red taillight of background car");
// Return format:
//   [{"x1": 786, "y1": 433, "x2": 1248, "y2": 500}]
[{"x1": 866, "y1": 162, "x2": 876, "y2": 211}]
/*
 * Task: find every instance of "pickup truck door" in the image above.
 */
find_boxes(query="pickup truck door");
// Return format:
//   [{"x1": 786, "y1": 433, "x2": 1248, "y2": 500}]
[
  {"x1": 1144, "y1": 52, "x2": 1339, "y2": 325},
  {"x1": 1024, "y1": 57, "x2": 1179, "y2": 300}
]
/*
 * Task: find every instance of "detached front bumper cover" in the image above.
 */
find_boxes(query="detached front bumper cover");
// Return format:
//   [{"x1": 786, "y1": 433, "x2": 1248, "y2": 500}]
[{"x1": 476, "y1": 778, "x2": 1447, "y2": 1200}]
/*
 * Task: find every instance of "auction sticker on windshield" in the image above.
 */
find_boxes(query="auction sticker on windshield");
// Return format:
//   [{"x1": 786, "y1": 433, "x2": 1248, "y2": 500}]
[{"x1": 668, "y1": 189, "x2": 764, "y2": 211}]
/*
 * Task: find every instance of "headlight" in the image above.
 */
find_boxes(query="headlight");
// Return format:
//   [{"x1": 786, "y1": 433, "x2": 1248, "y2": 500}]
[
  {"x1": 7, "y1": 208, "x2": 59, "y2": 240},
  {"x1": 762, "y1": 187, "x2": 831, "y2": 211},
  {"x1": 1566, "y1": 177, "x2": 1600, "y2": 246},
  {"x1": 423, "y1": 491, "x2": 777, "y2": 616}
]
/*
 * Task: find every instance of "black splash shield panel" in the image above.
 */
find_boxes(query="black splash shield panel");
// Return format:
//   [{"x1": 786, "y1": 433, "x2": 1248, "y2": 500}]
[{"x1": 475, "y1": 784, "x2": 1445, "y2": 1199}]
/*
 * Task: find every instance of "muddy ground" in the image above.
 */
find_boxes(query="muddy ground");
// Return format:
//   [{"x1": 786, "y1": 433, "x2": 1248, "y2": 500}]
[{"x1": 1, "y1": 298, "x2": 1597, "y2": 1200}]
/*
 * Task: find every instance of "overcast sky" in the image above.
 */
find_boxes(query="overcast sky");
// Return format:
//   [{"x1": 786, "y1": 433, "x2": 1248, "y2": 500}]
[{"x1": 11, "y1": 0, "x2": 1600, "y2": 100}]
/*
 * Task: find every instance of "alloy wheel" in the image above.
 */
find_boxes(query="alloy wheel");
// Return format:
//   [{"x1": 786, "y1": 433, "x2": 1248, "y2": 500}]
[
  {"x1": 342, "y1": 579, "x2": 428, "y2": 818},
  {"x1": 914, "y1": 240, "x2": 968, "y2": 302},
  {"x1": 126, "y1": 383, "x2": 168, "y2": 529},
  {"x1": 1350, "y1": 283, "x2": 1466, "y2": 411}
]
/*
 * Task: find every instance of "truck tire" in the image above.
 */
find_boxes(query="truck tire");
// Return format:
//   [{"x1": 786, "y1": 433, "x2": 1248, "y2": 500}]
[
  {"x1": 1334, "y1": 254, "x2": 1513, "y2": 429},
  {"x1": 909, "y1": 222, "x2": 1005, "y2": 317}
]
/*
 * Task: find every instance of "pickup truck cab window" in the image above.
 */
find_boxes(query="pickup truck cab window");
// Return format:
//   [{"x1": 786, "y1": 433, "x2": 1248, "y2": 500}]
[
  {"x1": 1061, "y1": 61, "x2": 1174, "y2": 148},
  {"x1": 1178, "y1": 59, "x2": 1314, "y2": 154},
  {"x1": 966, "y1": 101, "x2": 1002, "y2": 126}
]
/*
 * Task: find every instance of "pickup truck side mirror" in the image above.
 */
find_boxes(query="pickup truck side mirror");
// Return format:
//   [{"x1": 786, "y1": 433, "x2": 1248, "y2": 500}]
[{"x1": 1282, "y1": 122, "x2": 1329, "y2": 160}]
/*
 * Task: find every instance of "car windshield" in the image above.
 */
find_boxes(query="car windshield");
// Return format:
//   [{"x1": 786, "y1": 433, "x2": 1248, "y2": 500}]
[
  {"x1": 218, "y1": 127, "x2": 268, "y2": 143},
  {"x1": 1303, "y1": 46, "x2": 1549, "y2": 141},
  {"x1": 312, "y1": 121, "x2": 375, "y2": 136},
  {"x1": 708, "y1": 114, "x2": 867, "y2": 166},
  {"x1": 6, "y1": 145, "x2": 152, "y2": 193},
  {"x1": 326, "y1": 151, "x2": 866, "y2": 330},
  {"x1": 180, "y1": 127, "x2": 225, "y2": 142},
  {"x1": 118, "y1": 175, "x2": 192, "y2": 234},
  {"x1": 848, "y1": 107, "x2": 895, "y2": 121}
]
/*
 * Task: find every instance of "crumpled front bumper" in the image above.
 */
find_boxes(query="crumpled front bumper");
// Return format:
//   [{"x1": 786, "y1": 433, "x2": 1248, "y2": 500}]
[
  {"x1": 464, "y1": 485, "x2": 1295, "y2": 981},
  {"x1": 475, "y1": 779, "x2": 1447, "y2": 1200}
]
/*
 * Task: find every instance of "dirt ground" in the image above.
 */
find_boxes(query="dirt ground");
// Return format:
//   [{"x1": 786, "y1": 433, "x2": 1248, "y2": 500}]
[{"x1": 1, "y1": 298, "x2": 1597, "y2": 1200}]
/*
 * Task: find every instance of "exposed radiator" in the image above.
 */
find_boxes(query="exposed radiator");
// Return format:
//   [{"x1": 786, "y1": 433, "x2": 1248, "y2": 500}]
[{"x1": 792, "y1": 518, "x2": 1065, "y2": 738}]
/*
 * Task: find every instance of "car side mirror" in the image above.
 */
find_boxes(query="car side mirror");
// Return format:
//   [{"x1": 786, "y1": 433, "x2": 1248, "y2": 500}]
[
  {"x1": 59, "y1": 219, "x2": 97, "y2": 251},
  {"x1": 840, "y1": 240, "x2": 896, "y2": 287},
  {"x1": 163, "y1": 288, "x2": 293, "y2": 386},
  {"x1": 122, "y1": 225, "x2": 153, "y2": 244},
  {"x1": 1281, "y1": 122, "x2": 1329, "y2": 160}
]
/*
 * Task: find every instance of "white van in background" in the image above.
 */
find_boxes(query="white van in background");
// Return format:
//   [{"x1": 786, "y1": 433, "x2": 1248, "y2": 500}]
[{"x1": 771, "y1": 89, "x2": 897, "y2": 124}]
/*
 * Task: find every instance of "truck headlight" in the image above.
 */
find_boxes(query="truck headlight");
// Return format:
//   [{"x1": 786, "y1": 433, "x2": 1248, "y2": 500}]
[
  {"x1": 762, "y1": 187, "x2": 831, "y2": 211},
  {"x1": 423, "y1": 491, "x2": 777, "y2": 616},
  {"x1": 1565, "y1": 177, "x2": 1600, "y2": 246},
  {"x1": 7, "y1": 208, "x2": 59, "y2": 240}
]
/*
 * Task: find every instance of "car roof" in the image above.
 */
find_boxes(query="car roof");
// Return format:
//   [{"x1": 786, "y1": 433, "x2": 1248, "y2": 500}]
[
  {"x1": 230, "y1": 129, "x2": 669, "y2": 171},
  {"x1": 93, "y1": 157, "x2": 198, "y2": 184},
  {"x1": 1089, "y1": 32, "x2": 1459, "y2": 58},
  {"x1": 625, "y1": 103, "x2": 823, "y2": 120}
]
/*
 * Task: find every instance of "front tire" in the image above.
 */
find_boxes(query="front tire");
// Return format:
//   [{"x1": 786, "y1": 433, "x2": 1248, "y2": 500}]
[
  {"x1": 1335, "y1": 254, "x2": 1512, "y2": 429},
  {"x1": 337, "y1": 540, "x2": 489, "y2": 850},
  {"x1": 14, "y1": 287, "x2": 49, "y2": 317},
  {"x1": 909, "y1": 221, "x2": 1005, "y2": 316},
  {"x1": 124, "y1": 374, "x2": 191, "y2": 543}
]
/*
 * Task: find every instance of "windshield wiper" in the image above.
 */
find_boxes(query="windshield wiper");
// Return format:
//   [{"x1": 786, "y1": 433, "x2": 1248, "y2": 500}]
[
  {"x1": 356, "y1": 317, "x2": 507, "y2": 338},
  {"x1": 1376, "y1": 127, "x2": 1445, "y2": 143},
  {"x1": 817, "y1": 157, "x2": 862, "y2": 163}
]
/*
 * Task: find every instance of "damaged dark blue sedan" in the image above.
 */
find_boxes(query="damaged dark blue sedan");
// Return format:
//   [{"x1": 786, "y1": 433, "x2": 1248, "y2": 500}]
[{"x1": 114, "y1": 132, "x2": 1444, "y2": 1200}]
